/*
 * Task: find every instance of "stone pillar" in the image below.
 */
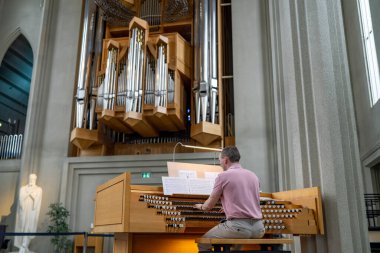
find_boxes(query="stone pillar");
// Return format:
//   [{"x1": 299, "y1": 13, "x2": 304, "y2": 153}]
[
  {"x1": 268, "y1": 0, "x2": 370, "y2": 252},
  {"x1": 233, "y1": 0, "x2": 370, "y2": 252}
]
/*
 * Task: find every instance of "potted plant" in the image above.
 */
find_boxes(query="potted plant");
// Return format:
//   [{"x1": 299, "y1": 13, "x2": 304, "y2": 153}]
[{"x1": 46, "y1": 202, "x2": 71, "y2": 253}]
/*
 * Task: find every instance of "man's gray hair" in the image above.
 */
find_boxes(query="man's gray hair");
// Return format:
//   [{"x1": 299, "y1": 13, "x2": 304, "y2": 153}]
[{"x1": 221, "y1": 146, "x2": 241, "y2": 163}]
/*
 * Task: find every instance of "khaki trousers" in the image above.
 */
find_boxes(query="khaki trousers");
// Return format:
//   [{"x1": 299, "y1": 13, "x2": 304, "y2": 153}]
[{"x1": 198, "y1": 218, "x2": 265, "y2": 251}]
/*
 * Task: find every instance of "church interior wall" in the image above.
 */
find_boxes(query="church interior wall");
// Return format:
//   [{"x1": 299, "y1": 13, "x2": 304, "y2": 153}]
[
  {"x1": 22, "y1": 0, "x2": 83, "y2": 251},
  {"x1": 0, "y1": 0, "x2": 42, "y2": 61},
  {"x1": 0, "y1": 160, "x2": 20, "y2": 231},
  {"x1": 1, "y1": 0, "x2": 83, "y2": 251},
  {"x1": 369, "y1": 0, "x2": 380, "y2": 61},
  {"x1": 0, "y1": 0, "x2": 43, "y2": 240},
  {"x1": 0, "y1": 1, "x2": 4, "y2": 18},
  {"x1": 342, "y1": 0, "x2": 380, "y2": 193},
  {"x1": 231, "y1": 0, "x2": 276, "y2": 193}
]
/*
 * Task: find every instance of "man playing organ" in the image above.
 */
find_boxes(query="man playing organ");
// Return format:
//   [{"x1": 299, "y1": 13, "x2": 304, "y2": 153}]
[{"x1": 194, "y1": 146, "x2": 265, "y2": 251}]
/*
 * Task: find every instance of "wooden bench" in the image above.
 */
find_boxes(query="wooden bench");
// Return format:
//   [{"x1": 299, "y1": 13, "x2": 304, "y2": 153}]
[{"x1": 195, "y1": 238, "x2": 293, "y2": 253}]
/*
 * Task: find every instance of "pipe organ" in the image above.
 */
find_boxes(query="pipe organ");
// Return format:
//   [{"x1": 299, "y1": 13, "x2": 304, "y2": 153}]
[
  {"x1": 70, "y1": 0, "x2": 233, "y2": 157},
  {"x1": 93, "y1": 173, "x2": 324, "y2": 253}
]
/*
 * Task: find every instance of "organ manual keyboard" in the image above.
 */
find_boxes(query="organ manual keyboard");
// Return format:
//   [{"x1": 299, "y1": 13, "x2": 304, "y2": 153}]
[{"x1": 93, "y1": 171, "x2": 324, "y2": 253}]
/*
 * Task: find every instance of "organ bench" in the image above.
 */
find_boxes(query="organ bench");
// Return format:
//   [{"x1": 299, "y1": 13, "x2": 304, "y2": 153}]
[
  {"x1": 93, "y1": 172, "x2": 324, "y2": 253},
  {"x1": 195, "y1": 238, "x2": 294, "y2": 252}
]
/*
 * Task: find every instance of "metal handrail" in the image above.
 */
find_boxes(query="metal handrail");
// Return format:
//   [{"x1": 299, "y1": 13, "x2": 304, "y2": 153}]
[
  {"x1": 0, "y1": 134, "x2": 23, "y2": 160},
  {"x1": 364, "y1": 194, "x2": 380, "y2": 230}
]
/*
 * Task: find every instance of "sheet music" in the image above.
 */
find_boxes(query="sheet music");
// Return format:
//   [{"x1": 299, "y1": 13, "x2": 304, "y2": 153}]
[
  {"x1": 178, "y1": 170, "x2": 197, "y2": 178},
  {"x1": 162, "y1": 177, "x2": 189, "y2": 195},
  {"x1": 188, "y1": 178, "x2": 215, "y2": 195},
  {"x1": 204, "y1": 171, "x2": 220, "y2": 180},
  {"x1": 162, "y1": 164, "x2": 222, "y2": 195}
]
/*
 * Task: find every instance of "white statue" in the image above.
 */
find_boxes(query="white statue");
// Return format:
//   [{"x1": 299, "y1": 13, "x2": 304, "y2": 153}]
[{"x1": 14, "y1": 174, "x2": 42, "y2": 253}]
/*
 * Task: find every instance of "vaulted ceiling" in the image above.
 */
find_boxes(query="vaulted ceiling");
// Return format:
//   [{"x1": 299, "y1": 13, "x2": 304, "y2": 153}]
[{"x1": 0, "y1": 34, "x2": 33, "y2": 135}]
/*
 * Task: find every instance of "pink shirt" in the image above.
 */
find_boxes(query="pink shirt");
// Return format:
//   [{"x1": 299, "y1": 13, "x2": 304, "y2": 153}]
[{"x1": 206, "y1": 164, "x2": 262, "y2": 220}]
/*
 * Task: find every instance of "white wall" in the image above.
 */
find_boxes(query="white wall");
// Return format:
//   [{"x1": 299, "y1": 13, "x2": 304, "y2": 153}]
[
  {"x1": 23, "y1": 0, "x2": 83, "y2": 251},
  {"x1": 0, "y1": 1, "x2": 4, "y2": 21},
  {"x1": 0, "y1": 0, "x2": 42, "y2": 61},
  {"x1": 343, "y1": 0, "x2": 380, "y2": 192},
  {"x1": 0, "y1": 0, "x2": 42, "y2": 239},
  {"x1": 369, "y1": 0, "x2": 380, "y2": 65},
  {"x1": 0, "y1": 0, "x2": 82, "y2": 251},
  {"x1": 0, "y1": 160, "x2": 20, "y2": 229},
  {"x1": 232, "y1": 0, "x2": 275, "y2": 193}
]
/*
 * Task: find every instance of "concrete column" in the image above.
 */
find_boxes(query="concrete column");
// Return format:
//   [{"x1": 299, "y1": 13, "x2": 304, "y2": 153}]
[
  {"x1": 231, "y1": 0, "x2": 276, "y2": 193},
  {"x1": 233, "y1": 0, "x2": 370, "y2": 252}
]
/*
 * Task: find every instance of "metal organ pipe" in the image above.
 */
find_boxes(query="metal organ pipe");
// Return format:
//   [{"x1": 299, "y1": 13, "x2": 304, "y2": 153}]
[
  {"x1": 168, "y1": 70, "x2": 175, "y2": 104},
  {"x1": 126, "y1": 28, "x2": 145, "y2": 113},
  {"x1": 163, "y1": 57, "x2": 168, "y2": 106},
  {"x1": 103, "y1": 51, "x2": 110, "y2": 110},
  {"x1": 193, "y1": 0, "x2": 200, "y2": 123},
  {"x1": 97, "y1": 75, "x2": 104, "y2": 108},
  {"x1": 133, "y1": 35, "x2": 141, "y2": 112},
  {"x1": 137, "y1": 44, "x2": 144, "y2": 112},
  {"x1": 155, "y1": 45, "x2": 162, "y2": 107},
  {"x1": 193, "y1": 0, "x2": 218, "y2": 124},
  {"x1": 141, "y1": 0, "x2": 161, "y2": 27},
  {"x1": 209, "y1": 0, "x2": 218, "y2": 123},
  {"x1": 117, "y1": 59, "x2": 123, "y2": 106},
  {"x1": 103, "y1": 47, "x2": 118, "y2": 110},
  {"x1": 145, "y1": 53, "x2": 155, "y2": 105},
  {"x1": 126, "y1": 29, "x2": 135, "y2": 112},
  {"x1": 199, "y1": 0, "x2": 209, "y2": 123},
  {"x1": 89, "y1": 9, "x2": 105, "y2": 130},
  {"x1": 155, "y1": 44, "x2": 168, "y2": 107},
  {"x1": 210, "y1": 0, "x2": 218, "y2": 79},
  {"x1": 75, "y1": 0, "x2": 97, "y2": 128}
]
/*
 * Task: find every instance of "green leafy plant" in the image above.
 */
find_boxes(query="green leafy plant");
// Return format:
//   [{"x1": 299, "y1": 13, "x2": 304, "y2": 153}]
[{"x1": 46, "y1": 202, "x2": 71, "y2": 253}]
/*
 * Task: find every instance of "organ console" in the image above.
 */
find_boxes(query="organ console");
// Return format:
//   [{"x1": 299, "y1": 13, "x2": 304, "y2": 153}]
[{"x1": 93, "y1": 170, "x2": 324, "y2": 253}]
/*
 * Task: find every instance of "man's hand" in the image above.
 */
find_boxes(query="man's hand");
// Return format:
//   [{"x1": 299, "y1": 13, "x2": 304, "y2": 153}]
[{"x1": 193, "y1": 204, "x2": 203, "y2": 210}]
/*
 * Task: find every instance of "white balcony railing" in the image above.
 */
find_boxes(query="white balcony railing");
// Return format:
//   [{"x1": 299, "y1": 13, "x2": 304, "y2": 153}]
[{"x1": 0, "y1": 134, "x2": 23, "y2": 160}]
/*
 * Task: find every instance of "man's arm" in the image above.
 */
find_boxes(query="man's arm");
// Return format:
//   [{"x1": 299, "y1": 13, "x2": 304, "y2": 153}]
[
  {"x1": 193, "y1": 174, "x2": 223, "y2": 211},
  {"x1": 194, "y1": 193, "x2": 221, "y2": 210}
]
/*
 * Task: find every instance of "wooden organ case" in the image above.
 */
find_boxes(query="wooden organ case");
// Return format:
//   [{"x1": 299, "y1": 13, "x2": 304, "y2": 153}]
[
  {"x1": 70, "y1": 0, "x2": 232, "y2": 157},
  {"x1": 93, "y1": 172, "x2": 325, "y2": 253}
]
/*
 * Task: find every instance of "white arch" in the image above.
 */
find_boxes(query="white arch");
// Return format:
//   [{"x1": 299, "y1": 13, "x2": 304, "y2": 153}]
[
  {"x1": 0, "y1": 27, "x2": 21, "y2": 63},
  {"x1": 0, "y1": 27, "x2": 33, "y2": 65}
]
